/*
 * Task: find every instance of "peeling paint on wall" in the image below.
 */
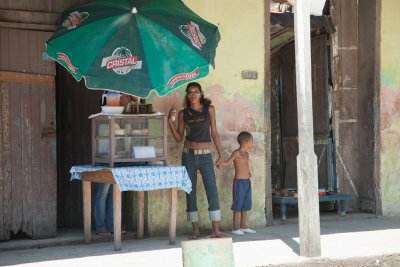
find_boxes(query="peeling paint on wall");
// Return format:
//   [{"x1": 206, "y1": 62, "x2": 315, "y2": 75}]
[
  {"x1": 208, "y1": 84, "x2": 264, "y2": 132},
  {"x1": 380, "y1": 0, "x2": 400, "y2": 216},
  {"x1": 145, "y1": 0, "x2": 267, "y2": 234}
]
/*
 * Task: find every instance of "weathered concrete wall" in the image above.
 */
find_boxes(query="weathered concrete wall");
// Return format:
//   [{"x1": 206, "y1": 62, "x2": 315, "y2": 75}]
[
  {"x1": 147, "y1": 0, "x2": 267, "y2": 235},
  {"x1": 380, "y1": 0, "x2": 400, "y2": 216}
]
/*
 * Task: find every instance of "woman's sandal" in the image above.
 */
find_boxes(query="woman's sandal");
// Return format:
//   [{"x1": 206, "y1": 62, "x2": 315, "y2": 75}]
[
  {"x1": 188, "y1": 232, "x2": 201, "y2": 240},
  {"x1": 211, "y1": 231, "x2": 229, "y2": 238}
]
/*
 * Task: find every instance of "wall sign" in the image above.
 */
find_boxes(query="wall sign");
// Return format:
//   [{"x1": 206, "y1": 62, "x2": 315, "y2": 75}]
[{"x1": 241, "y1": 70, "x2": 258, "y2": 80}]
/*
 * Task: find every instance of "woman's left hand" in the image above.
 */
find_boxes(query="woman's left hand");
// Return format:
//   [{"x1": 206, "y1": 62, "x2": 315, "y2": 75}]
[{"x1": 215, "y1": 156, "x2": 223, "y2": 167}]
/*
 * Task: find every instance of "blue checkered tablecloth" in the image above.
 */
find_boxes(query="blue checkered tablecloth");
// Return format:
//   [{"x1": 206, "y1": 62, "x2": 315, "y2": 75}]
[{"x1": 70, "y1": 165, "x2": 192, "y2": 193}]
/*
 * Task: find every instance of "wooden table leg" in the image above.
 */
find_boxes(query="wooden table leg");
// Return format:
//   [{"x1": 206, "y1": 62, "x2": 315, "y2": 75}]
[
  {"x1": 82, "y1": 180, "x2": 92, "y2": 243},
  {"x1": 169, "y1": 188, "x2": 177, "y2": 245},
  {"x1": 137, "y1": 191, "x2": 144, "y2": 239},
  {"x1": 113, "y1": 184, "x2": 122, "y2": 251}
]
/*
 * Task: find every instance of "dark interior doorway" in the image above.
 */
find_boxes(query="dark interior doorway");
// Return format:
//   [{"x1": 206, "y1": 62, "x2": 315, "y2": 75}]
[
  {"x1": 270, "y1": 34, "x2": 336, "y2": 199},
  {"x1": 55, "y1": 65, "x2": 102, "y2": 228},
  {"x1": 55, "y1": 67, "x2": 135, "y2": 230}
]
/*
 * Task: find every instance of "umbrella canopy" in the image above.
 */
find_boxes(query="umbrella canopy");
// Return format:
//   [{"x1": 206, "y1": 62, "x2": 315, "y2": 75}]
[{"x1": 46, "y1": 0, "x2": 220, "y2": 97}]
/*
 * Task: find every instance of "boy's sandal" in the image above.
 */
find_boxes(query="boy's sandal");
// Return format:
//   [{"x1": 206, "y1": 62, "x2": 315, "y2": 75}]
[{"x1": 240, "y1": 228, "x2": 257, "y2": 234}]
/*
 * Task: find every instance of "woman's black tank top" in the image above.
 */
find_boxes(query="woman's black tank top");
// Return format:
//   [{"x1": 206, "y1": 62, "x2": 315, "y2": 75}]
[{"x1": 183, "y1": 104, "x2": 211, "y2": 142}]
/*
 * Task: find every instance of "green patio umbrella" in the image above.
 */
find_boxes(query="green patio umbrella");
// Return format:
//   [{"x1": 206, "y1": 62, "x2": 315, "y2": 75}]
[{"x1": 46, "y1": 0, "x2": 220, "y2": 97}]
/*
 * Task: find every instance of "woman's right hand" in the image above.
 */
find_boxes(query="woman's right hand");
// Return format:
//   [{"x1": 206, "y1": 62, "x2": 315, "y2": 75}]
[
  {"x1": 168, "y1": 106, "x2": 177, "y2": 123},
  {"x1": 168, "y1": 106, "x2": 184, "y2": 143}
]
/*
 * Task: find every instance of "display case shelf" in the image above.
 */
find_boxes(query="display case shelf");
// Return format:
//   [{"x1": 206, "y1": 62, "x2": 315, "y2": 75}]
[
  {"x1": 91, "y1": 113, "x2": 168, "y2": 166},
  {"x1": 96, "y1": 136, "x2": 164, "y2": 139}
]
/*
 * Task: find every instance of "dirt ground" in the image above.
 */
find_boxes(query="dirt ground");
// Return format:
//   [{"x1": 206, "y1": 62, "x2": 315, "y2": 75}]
[{"x1": 265, "y1": 254, "x2": 400, "y2": 267}]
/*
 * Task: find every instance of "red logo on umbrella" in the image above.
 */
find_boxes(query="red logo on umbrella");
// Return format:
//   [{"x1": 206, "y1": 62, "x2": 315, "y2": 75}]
[
  {"x1": 62, "y1": 11, "x2": 89, "y2": 30},
  {"x1": 168, "y1": 68, "x2": 200, "y2": 88},
  {"x1": 57, "y1": 53, "x2": 78, "y2": 74},
  {"x1": 106, "y1": 56, "x2": 138, "y2": 69},
  {"x1": 101, "y1": 47, "x2": 142, "y2": 75},
  {"x1": 180, "y1": 21, "x2": 206, "y2": 50}
]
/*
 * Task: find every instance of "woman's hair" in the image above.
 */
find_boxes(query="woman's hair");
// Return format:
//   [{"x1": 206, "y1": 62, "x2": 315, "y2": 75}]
[{"x1": 184, "y1": 82, "x2": 211, "y2": 107}]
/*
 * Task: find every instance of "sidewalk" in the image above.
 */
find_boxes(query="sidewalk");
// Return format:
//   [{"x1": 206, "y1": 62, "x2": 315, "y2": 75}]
[{"x1": 1, "y1": 213, "x2": 399, "y2": 267}]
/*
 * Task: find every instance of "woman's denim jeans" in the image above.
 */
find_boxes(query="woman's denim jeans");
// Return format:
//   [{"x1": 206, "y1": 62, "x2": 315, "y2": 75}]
[
  {"x1": 182, "y1": 152, "x2": 221, "y2": 222},
  {"x1": 94, "y1": 183, "x2": 113, "y2": 233}
]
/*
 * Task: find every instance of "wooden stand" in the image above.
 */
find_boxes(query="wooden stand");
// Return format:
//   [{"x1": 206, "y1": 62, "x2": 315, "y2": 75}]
[
  {"x1": 84, "y1": 113, "x2": 174, "y2": 250},
  {"x1": 81, "y1": 169, "x2": 178, "y2": 250}
]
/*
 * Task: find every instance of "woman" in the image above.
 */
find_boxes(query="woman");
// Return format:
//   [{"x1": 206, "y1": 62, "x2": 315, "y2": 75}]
[
  {"x1": 94, "y1": 183, "x2": 113, "y2": 236},
  {"x1": 168, "y1": 82, "x2": 226, "y2": 239}
]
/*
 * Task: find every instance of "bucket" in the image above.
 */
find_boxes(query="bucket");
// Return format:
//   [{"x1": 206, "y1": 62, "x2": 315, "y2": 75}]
[{"x1": 102, "y1": 91, "x2": 121, "y2": 106}]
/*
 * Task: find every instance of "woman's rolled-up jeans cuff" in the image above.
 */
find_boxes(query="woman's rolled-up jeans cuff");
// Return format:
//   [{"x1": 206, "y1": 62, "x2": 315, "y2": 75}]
[
  {"x1": 187, "y1": 211, "x2": 199, "y2": 222},
  {"x1": 187, "y1": 210, "x2": 221, "y2": 222},
  {"x1": 209, "y1": 210, "x2": 221, "y2": 221}
]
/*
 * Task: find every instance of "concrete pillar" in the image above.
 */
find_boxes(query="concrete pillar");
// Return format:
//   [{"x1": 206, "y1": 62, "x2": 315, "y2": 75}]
[{"x1": 293, "y1": 0, "x2": 321, "y2": 257}]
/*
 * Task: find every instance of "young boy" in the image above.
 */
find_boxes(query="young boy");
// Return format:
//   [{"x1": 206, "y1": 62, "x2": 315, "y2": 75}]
[{"x1": 218, "y1": 131, "x2": 256, "y2": 236}]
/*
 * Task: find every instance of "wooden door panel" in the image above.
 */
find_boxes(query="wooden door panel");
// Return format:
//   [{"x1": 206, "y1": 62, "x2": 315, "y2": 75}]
[
  {"x1": 10, "y1": 83, "x2": 23, "y2": 235},
  {"x1": 279, "y1": 34, "x2": 330, "y2": 189},
  {"x1": 2, "y1": 82, "x2": 56, "y2": 240},
  {"x1": 0, "y1": 82, "x2": 2, "y2": 239},
  {"x1": 21, "y1": 82, "x2": 33, "y2": 236},
  {"x1": 0, "y1": 28, "x2": 56, "y2": 240},
  {"x1": 35, "y1": 83, "x2": 57, "y2": 238},
  {"x1": 0, "y1": 81, "x2": 12, "y2": 240},
  {"x1": 270, "y1": 53, "x2": 283, "y2": 189}
]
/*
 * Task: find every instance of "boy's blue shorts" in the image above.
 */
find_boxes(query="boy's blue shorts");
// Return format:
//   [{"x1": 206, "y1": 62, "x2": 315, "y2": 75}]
[{"x1": 231, "y1": 179, "x2": 252, "y2": 211}]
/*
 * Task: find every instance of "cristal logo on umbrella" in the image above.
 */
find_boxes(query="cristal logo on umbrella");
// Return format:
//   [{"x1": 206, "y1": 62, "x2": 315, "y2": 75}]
[
  {"x1": 180, "y1": 21, "x2": 206, "y2": 50},
  {"x1": 57, "y1": 53, "x2": 78, "y2": 74},
  {"x1": 101, "y1": 47, "x2": 143, "y2": 75},
  {"x1": 168, "y1": 68, "x2": 200, "y2": 88},
  {"x1": 62, "y1": 11, "x2": 89, "y2": 30}
]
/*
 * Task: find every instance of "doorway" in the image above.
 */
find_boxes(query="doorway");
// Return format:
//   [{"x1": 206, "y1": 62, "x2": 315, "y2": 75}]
[{"x1": 270, "y1": 34, "x2": 336, "y2": 203}]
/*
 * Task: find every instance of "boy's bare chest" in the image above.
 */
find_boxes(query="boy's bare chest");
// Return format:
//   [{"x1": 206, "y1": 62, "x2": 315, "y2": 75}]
[{"x1": 234, "y1": 152, "x2": 249, "y2": 164}]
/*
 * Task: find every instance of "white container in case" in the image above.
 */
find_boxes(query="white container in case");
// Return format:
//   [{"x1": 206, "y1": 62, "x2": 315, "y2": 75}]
[
  {"x1": 132, "y1": 146, "x2": 156, "y2": 158},
  {"x1": 98, "y1": 139, "x2": 109, "y2": 154}
]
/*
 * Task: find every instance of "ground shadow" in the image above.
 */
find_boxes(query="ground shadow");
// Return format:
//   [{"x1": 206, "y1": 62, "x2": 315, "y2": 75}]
[{"x1": 1, "y1": 213, "x2": 399, "y2": 265}]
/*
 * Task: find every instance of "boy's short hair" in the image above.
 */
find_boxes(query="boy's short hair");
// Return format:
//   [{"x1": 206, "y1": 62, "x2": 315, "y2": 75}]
[{"x1": 237, "y1": 131, "x2": 253, "y2": 144}]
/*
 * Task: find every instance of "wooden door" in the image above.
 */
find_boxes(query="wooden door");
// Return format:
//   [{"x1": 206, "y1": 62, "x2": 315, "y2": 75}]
[
  {"x1": 278, "y1": 34, "x2": 331, "y2": 189},
  {"x1": 0, "y1": 28, "x2": 56, "y2": 240},
  {"x1": 270, "y1": 52, "x2": 283, "y2": 189}
]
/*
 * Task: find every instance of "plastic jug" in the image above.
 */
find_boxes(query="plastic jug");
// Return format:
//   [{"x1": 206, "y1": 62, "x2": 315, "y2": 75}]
[{"x1": 102, "y1": 91, "x2": 121, "y2": 106}]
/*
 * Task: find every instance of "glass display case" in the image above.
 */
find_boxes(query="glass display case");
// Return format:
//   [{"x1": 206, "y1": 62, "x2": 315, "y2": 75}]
[{"x1": 91, "y1": 114, "x2": 167, "y2": 166}]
